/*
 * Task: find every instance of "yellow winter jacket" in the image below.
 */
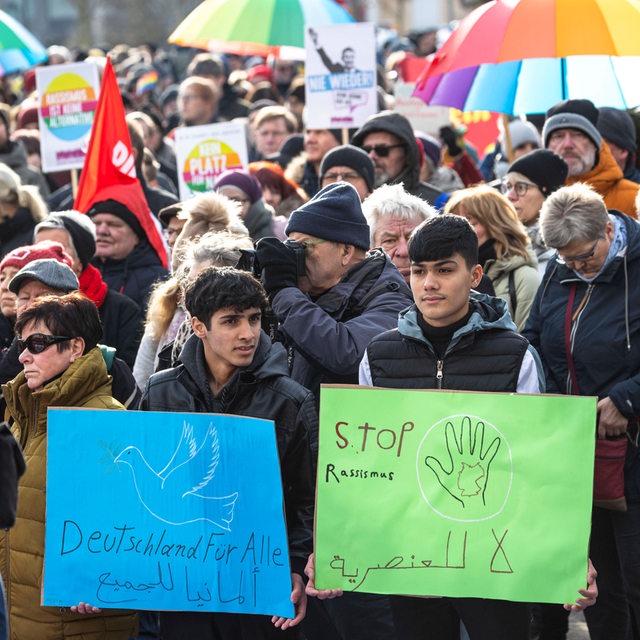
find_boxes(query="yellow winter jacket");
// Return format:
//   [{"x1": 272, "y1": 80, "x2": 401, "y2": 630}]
[{"x1": 0, "y1": 347, "x2": 137, "y2": 640}]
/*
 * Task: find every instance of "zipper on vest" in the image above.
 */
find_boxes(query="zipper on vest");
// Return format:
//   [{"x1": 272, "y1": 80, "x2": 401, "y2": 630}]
[{"x1": 436, "y1": 360, "x2": 443, "y2": 389}]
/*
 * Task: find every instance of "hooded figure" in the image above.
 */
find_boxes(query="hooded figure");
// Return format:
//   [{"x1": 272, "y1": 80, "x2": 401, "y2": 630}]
[{"x1": 352, "y1": 110, "x2": 443, "y2": 205}]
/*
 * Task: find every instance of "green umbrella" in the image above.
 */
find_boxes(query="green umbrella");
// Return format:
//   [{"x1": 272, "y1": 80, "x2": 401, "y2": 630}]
[{"x1": 169, "y1": 0, "x2": 355, "y2": 57}]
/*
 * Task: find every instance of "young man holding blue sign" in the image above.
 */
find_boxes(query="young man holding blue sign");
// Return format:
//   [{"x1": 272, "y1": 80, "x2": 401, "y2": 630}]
[{"x1": 140, "y1": 266, "x2": 317, "y2": 639}]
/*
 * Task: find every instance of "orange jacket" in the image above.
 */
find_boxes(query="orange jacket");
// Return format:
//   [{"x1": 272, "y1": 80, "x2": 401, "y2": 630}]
[{"x1": 567, "y1": 142, "x2": 639, "y2": 218}]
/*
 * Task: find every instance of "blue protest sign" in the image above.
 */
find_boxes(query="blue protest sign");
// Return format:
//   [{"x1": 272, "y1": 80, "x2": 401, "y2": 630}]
[{"x1": 44, "y1": 409, "x2": 293, "y2": 618}]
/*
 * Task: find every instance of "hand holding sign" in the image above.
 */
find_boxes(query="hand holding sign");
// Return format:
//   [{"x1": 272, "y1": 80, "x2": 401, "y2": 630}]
[{"x1": 425, "y1": 416, "x2": 501, "y2": 508}]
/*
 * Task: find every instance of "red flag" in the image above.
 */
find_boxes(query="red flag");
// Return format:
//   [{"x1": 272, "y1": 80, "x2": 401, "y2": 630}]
[{"x1": 74, "y1": 58, "x2": 168, "y2": 268}]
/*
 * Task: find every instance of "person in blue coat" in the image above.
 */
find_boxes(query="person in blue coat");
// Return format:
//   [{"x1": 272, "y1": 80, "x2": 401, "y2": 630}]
[
  {"x1": 255, "y1": 182, "x2": 413, "y2": 400},
  {"x1": 523, "y1": 183, "x2": 640, "y2": 640}
]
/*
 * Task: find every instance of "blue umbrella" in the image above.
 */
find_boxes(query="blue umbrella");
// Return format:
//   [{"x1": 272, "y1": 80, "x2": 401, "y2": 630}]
[{"x1": 0, "y1": 9, "x2": 46, "y2": 75}]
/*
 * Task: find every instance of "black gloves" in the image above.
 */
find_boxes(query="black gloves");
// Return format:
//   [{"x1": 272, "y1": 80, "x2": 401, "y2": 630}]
[
  {"x1": 439, "y1": 125, "x2": 463, "y2": 157},
  {"x1": 255, "y1": 237, "x2": 301, "y2": 297}
]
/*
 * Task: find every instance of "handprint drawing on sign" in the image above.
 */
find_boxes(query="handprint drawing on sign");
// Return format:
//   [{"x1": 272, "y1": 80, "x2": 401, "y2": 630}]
[
  {"x1": 417, "y1": 415, "x2": 512, "y2": 522},
  {"x1": 425, "y1": 417, "x2": 500, "y2": 508}
]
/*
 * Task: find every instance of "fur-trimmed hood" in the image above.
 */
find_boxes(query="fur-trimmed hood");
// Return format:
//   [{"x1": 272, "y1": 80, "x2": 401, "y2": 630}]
[{"x1": 285, "y1": 152, "x2": 308, "y2": 195}]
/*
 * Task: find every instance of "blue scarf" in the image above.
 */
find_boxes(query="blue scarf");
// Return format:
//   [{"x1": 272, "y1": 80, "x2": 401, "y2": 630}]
[{"x1": 574, "y1": 214, "x2": 627, "y2": 283}]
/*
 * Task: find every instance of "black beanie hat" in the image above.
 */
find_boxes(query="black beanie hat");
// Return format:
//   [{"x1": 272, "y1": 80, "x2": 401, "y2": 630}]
[
  {"x1": 285, "y1": 182, "x2": 370, "y2": 250},
  {"x1": 542, "y1": 99, "x2": 602, "y2": 149},
  {"x1": 597, "y1": 107, "x2": 637, "y2": 154},
  {"x1": 275, "y1": 133, "x2": 304, "y2": 169},
  {"x1": 507, "y1": 149, "x2": 569, "y2": 196},
  {"x1": 319, "y1": 145, "x2": 375, "y2": 193},
  {"x1": 87, "y1": 199, "x2": 145, "y2": 240},
  {"x1": 35, "y1": 211, "x2": 97, "y2": 269}
]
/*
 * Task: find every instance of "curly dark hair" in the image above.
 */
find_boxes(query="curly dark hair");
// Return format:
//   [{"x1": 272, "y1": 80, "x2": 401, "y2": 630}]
[{"x1": 184, "y1": 266, "x2": 267, "y2": 330}]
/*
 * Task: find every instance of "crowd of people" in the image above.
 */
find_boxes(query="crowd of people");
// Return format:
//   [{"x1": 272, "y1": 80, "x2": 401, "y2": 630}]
[{"x1": 1, "y1": 27, "x2": 640, "y2": 640}]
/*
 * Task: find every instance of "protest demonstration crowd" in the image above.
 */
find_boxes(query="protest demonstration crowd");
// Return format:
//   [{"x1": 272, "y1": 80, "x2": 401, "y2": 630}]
[{"x1": 2, "y1": 3, "x2": 640, "y2": 640}]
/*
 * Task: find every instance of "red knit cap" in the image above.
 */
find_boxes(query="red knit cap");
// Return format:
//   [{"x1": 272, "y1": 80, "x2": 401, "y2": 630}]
[
  {"x1": 17, "y1": 104, "x2": 39, "y2": 130},
  {"x1": 0, "y1": 240, "x2": 73, "y2": 272},
  {"x1": 247, "y1": 64, "x2": 274, "y2": 84}
]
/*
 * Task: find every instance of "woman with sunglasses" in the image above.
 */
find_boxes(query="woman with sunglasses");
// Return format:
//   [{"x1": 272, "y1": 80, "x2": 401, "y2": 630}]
[
  {"x1": 523, "y1": 183, "x2": 640, "y2": 640},
  {"x1": 503, "y1": 149, "x2": 569, "y2": 275},
  {"x1": 444, "y1": 185, "x2": 540, "y2": 331},
  {"x1": 0, "y1": 293, "x2": 137, "y2": 639}
]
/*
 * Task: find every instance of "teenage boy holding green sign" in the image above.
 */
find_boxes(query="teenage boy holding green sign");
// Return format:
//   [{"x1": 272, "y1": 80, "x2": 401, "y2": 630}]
[{"x1": 307, "y1": 214, "x2": 597, "y2": 640}]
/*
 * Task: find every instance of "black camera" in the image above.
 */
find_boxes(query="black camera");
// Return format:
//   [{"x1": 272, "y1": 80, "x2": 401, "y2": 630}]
[
  {"x1": 237, "y1": 240, "x2": 307, "y2": 343},
  {"x1": 281, "y1": 239, "x2": 307, "y2": 278},
  {"x1": 241, "y1": 239, "x2": 306, "y2": 280}
]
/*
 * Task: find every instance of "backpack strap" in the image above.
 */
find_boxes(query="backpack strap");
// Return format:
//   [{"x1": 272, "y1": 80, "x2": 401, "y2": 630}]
[{"x1": 508, "y1": 270, "x2": 518, "y2": 317}]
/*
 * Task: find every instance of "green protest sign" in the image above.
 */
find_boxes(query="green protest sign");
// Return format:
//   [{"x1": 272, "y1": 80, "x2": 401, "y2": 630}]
[{"x1": 315, "y1": 386, "x2": 596, "y2": 604}]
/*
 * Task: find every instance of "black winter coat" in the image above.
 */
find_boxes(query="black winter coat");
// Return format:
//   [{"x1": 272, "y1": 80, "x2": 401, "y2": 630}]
[
  {"x1": 100, "y1": 288, "x2": 143, "y2": 368},
  {"x1": 140, "y1": 332, "x2": 317, "y2": 576},
  {"x1": 92, "y1": 240, "x2": 168, "y2": 312},
  {"x1": 0, "y1": 207, "x2": 38, "y2": 259},
  {"x1": 0, "y1": 423, "x2": 24, "y2": 528}
]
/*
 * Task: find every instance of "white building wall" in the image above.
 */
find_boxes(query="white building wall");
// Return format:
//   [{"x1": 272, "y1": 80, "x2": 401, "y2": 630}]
[{"x1": 365, "y1": 0, "x2": 471, "y2": 33}]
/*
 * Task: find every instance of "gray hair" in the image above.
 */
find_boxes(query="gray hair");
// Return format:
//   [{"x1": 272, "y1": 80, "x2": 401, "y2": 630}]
[
  {"x1": 179, "y1": 231, "x2": 254, "y2": 288},
  {"x1": 540, "y1": 183, "x2": 608, "y2": 249},
  {"x1": 362, "y1": 183, "x2": 436, "y2": 244}
]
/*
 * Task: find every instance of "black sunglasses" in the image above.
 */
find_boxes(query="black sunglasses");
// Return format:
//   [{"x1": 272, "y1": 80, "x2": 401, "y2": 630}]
[
  {"x1": 361, "y1": 143, "x2": 405, "y2": 157},
  {"x1": 17, "y1": 333, "x2": 72, "y2": 354}
]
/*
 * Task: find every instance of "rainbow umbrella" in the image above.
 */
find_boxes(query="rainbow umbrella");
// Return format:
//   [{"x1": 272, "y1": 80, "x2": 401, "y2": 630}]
[
  {"x1": 0, "y1": 9, "x2": 46, "y2": 75},
  {"x1": 169, "y1": 0, "x2": 355, "y2": 57},
  {"x1": 414, "y1": 0, "x2": 640, "y2": 114}
]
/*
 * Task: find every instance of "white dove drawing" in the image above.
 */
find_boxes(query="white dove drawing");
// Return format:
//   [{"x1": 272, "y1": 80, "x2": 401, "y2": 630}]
[{"x1": 114, "y1": 421, "x2": 238, "y2": 530}]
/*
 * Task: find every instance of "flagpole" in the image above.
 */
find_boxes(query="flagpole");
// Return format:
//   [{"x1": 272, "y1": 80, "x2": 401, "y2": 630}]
[{"x1": 70, "y1": 168, "x2": 78, "y2": 200}]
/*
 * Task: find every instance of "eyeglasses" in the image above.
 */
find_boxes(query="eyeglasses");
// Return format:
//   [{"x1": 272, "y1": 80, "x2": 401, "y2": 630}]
[
  {"x1": 298, "y1": 238, "x2": 327, "y2": 251},
  {"x1": 224, "y1": 196, "x2": 250, "y2": 205},
  {"x1": 17, "y1": 333, "x2": 72, "y2": 355},
  {"x1": 361, "y1": 143, "x2": 405, "y2": 157},
  {"x1": 322, "y1": 171, "x2": 362, "y2": 182},
  {"x1": 555, "y1": 238, "x2": 601, "y2": 265},
  {"x1": 500, "y1": 180, "x2": 538, "y2": 197}
]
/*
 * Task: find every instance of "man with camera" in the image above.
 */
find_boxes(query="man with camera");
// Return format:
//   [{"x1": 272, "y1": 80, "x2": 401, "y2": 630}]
[
  {"x1": 256, "y1": 181, "x2": 412, "y2": 399},
  {"x1": 256, "y1": 181, "x2": 411, "y2": 640}
]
